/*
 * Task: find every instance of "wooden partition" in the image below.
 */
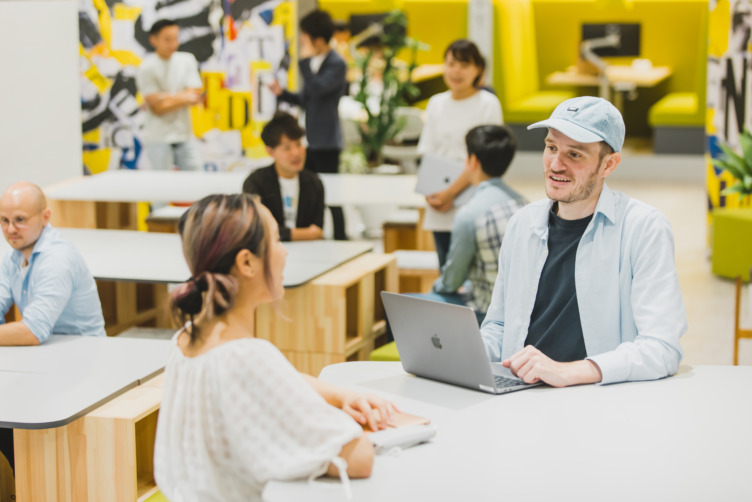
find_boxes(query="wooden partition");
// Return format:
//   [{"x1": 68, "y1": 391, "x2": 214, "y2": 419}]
[
  {"x1": 256, "y1": 253, "x2": 398, "y2": 376},
  {"x1": 48, "y1": 199, "x2": 140, "y2": 230},
  {"x1": 14, "y1": 375, "x2": 164, "y2": 502},
  {"x1": 98, "y1": 282, "x2": 171, "y2": 336}
]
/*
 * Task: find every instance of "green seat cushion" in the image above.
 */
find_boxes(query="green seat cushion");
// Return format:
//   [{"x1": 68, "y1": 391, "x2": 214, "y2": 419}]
[
  {"x1": 712, "y1": 208, "x2": 752, "y2": 281},
  {"x1": 369, "y1": 342, "x2": 401, "y2": 361},
  {"x1": 145, "y1": 490, "x2": 169, "y2": 502},
  {"x1": 505, "y1": 91, "x2": 577, "y2": 123},
  {"x1": 648, "y1": 93, "x2": 701, "y2": 127}
]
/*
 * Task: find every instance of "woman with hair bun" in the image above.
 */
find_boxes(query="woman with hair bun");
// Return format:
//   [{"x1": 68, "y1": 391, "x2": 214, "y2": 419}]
[{"x1": 154, "y1": 193, "x2": 394, "y2": 501}]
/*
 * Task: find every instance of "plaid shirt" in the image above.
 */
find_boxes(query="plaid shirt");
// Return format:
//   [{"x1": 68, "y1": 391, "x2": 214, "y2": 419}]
[{"x1": 433, "y1": 179, "x2": 526, "y2": 313}]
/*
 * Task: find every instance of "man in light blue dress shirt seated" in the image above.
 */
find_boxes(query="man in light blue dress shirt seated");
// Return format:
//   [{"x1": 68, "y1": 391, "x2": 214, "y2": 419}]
[
  {"x1": 481, "y1": 97, "x2": 687, "y2": 387},
  {"x1": 0, "y1": 182, "x2": 105, "y2": 345}
]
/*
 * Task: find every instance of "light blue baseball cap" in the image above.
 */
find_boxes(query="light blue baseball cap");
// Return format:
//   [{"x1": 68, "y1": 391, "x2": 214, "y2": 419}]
[{"x1": 527, "y1": 96, "x2": 625, "y2": 152}]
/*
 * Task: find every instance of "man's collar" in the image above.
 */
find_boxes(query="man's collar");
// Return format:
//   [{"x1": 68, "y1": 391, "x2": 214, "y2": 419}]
[
  {"x1": 592, "y1": 182, "x2": 616, "y2": 224},
  {"x1": 531, "y1": 183, "x2": 615, "y2": 237},
  {"x1": 10, "y1": 224, "x2": 53, "y2": 266},
  {"x1": 475, "y1": 178, "x2": 502, "y2": 191}
]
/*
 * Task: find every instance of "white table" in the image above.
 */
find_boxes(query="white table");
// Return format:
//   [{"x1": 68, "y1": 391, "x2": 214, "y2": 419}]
[
  {"x1": 0, "y1": 335, "x2": 170, "y2": 429},
  {"x1": 45, "y1": 170, "x2": 425, "y2": 207},
  {"x1": 0, "y1": 228, "x2": 373, "y2": 288},
  {"x1": 264, "y1": 362, "x2": 752, "y2": 502},
  {"x1": 0, "y1": 336, "x2": 172, "y2": 500},
  {"x1": 0, "y1": 228, "x2": 390, "y2": 374}
]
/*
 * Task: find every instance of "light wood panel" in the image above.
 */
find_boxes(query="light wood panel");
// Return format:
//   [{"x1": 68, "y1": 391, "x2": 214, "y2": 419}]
[
  {"x1": 257, "y1": 253, "x2": 398, "y2": 375},
  {"x1": 382, "y1": 208, "x2": 435, "y2": 253},
  {"x1": 398, "y1": 268, "x2": 440, "y2": 293},
  {"x1": 13, "y1": 375, "x2": 164, "y2": 502},
  {"x1": 98, "y1": 281, "x2": 171, "y2": 337},
  {"x1": 48, "y1": 200, "x2": 138, "y2": 231}
]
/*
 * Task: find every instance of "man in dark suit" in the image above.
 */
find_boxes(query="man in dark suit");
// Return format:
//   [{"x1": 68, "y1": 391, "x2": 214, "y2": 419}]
[
  {"x1": 242, "y1": 113, "x2": 325, "y2": 242},
  {"x1": 269, "y1": 9, "x2": 348, "y2": 240}
]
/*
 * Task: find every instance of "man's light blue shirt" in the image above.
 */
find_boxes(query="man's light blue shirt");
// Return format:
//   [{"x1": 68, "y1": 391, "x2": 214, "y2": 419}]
[
  {"x1": 0, "y1": 225, "x2": 105, "y2": 342},
  {"x1": 480, "y1": 184, "x2": 687, "y2": 384}
]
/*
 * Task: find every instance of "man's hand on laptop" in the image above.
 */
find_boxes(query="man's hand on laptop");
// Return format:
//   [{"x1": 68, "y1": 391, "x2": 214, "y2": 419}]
[{"x1": 502, "y1": 346, "x2": 603, "y2": 387}]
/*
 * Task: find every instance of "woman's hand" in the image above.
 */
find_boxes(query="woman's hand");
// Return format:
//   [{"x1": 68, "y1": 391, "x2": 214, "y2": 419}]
[
  {"x1": 341, "y1": 392, "x2": 399, "y2": 431},
  {"x1": 426, "y1": 190, "x2": 454, "y2": 212}
]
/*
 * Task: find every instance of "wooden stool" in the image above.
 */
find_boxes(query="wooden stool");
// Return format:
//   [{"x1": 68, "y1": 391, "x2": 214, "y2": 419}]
[
  {"x1": 394, "y1": 250, "x2": 440, "y2": 293},
  {"x1": 145, "y1": 206, "x2": 188, "y2": 233},
  {"x1": 382, "y1": 208, "x2": 434, "y2": 253},
  {"x1": 734, "y1": 276, "x2": 752, "y2": 365}
]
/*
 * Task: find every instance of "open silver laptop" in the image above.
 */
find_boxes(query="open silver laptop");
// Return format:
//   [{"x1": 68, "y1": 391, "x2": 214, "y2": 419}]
[{"x1": 381, "y1": 292, "x2": 542, "y2": 395}]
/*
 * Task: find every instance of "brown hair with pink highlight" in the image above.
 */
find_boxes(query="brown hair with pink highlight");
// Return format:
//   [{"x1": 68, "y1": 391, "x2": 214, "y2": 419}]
[{"x1": 171, "y1": 193, "x2": 274, "y2": 343}]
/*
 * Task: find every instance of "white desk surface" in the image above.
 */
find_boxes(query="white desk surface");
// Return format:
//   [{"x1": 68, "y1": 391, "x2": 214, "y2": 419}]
[
  {"x1": 45, "y1": 170, "x2": 425, "y2": 207},
  {"x1": 264, "y1": 362, "x2": 752, "y2": 502},
  {"x1": 0, "y1": 229, "x2": 373, "y2": 288},
  {"x1": 0, "y1": 335, "x2": 171, "y2": 429}
]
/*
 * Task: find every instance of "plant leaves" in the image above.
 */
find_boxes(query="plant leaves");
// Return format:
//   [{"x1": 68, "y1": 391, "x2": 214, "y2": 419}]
[
  {"x1": 739, "y1": 128, "x2": 752, "y2": 177},
  {"x1": 712, "y1": 157, "x2": 746, "y2": 181},
  {"x1": 721, "y1": 182, "x2": 747, "y2": 196},
  {"x1": 717, "y1": 144, "x2": 749, "y2": 179}
]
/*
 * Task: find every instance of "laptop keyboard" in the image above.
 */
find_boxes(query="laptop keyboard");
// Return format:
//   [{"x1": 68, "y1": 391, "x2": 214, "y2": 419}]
[{"x1": 494, "y1": 375, "x2": 525, "y2": 388}]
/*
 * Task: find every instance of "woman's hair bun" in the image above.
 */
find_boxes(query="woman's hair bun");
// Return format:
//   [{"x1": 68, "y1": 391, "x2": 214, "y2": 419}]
[{"x1": 173, "y1": 275, "x2": 207, "y2": 316}]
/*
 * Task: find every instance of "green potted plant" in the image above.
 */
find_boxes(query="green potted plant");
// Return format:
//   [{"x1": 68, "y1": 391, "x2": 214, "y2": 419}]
[
  {"x1": 713, "y1": 128, "x2": 752, "y2": 205},
  {"x1": 710, "y1": 128, "x2": 752, "y2": 280},
  {"x1": 351, "y1": 10, "x2": 425, "y2": 166}
]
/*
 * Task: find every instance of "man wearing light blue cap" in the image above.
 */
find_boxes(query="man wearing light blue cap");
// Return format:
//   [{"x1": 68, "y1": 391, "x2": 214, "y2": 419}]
[{"x1": 480, "y1": 96, "x2": 687, "y2": 387}]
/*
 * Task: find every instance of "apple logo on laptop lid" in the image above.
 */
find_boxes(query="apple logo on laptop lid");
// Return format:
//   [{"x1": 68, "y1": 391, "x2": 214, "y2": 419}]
[{"x1": 431, "y1": 334, "x2": 442, "y2": 350}]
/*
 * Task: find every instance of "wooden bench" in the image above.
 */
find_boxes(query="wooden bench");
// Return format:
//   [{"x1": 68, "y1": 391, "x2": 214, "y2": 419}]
[
  {"x1": 382, "y1": 208, "x2": 434, "y2": 253},
  {"x1": 144, "y1": 206, "x2": 188, "y2": 234},
  {"x1": 394, "y1": 250, "x2": 440, "y2": 293}
]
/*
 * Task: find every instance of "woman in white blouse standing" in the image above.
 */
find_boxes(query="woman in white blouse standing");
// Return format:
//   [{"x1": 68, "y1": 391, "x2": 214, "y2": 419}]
[
  {"x1": 417, "y1": 39, "x2": 503, "y2": 268},
  {"x1": 154, "y1": 193, "x2": 395, "y2": 501}
]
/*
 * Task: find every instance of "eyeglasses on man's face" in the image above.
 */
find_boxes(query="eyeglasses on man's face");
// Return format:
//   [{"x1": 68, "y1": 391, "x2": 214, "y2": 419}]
[{"x1": 0, "y1": 212, "x2": 41, "y2": 230}]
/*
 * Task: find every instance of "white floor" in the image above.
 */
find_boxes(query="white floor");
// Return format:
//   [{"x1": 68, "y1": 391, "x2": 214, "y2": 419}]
[{"x1": 353, "y1": 150, "x2": 752, "y2": 366}]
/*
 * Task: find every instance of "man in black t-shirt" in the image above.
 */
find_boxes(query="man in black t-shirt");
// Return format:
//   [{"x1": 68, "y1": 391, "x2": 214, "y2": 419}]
[{"x1": 480, "y1": 97, "x2": 687, "y2": 387}]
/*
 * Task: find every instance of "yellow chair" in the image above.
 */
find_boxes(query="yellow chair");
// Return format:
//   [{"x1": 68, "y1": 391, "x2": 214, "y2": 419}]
[
  {"x1": 370, "y1": 341, "x2": 401, "y2": 361},
  {"x1": 734, "y1": 276, "x2": 752, "y2": 366},
  {"x1": 145, "y1": 490, "x2": 169, "y2": 502}
]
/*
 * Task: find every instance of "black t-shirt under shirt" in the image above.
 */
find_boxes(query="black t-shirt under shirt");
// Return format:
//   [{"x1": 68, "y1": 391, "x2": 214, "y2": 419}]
[{"x1": 524, "y1": 204, "x2": 593, "y2": 363}]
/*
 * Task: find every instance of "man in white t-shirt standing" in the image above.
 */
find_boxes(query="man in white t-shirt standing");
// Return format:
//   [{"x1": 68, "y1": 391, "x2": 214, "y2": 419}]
[
  {"x1": 242, "y1": 113, "x2": 325, "y2": 241},
  {"x1": 136, "y1": 19, "x2": 203, "y2": 171}
]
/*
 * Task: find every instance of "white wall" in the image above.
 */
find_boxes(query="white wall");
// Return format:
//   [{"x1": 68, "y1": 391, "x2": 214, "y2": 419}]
[{"x1": 0, "y1": 0, "x2": 81, "y2": 192}]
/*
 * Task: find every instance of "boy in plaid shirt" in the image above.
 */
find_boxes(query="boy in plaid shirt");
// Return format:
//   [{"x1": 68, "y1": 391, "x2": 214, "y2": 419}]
[{"x1": 428, "y1": 125, "x2": 526, "y2": 324}]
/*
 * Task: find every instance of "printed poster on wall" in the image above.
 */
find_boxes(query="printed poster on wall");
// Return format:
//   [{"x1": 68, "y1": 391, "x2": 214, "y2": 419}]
[
  {"x1": 79, "y1": 0, "x2": 297, "y2": 174},
  {"x1": 707, "y1": 0, "x2": 752, "y2": 210}
]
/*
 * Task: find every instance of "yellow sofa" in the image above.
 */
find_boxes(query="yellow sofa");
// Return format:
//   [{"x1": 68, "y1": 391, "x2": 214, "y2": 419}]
[
  {"x1": 493, "y1": 0, "x2": 576, "y2": 125},
  {"x1": 532, "y1": 0, "x2": 707, "y2": 150},
  {"x1": 321, "y1": 0, "x2": 708, "y2": 151}
]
